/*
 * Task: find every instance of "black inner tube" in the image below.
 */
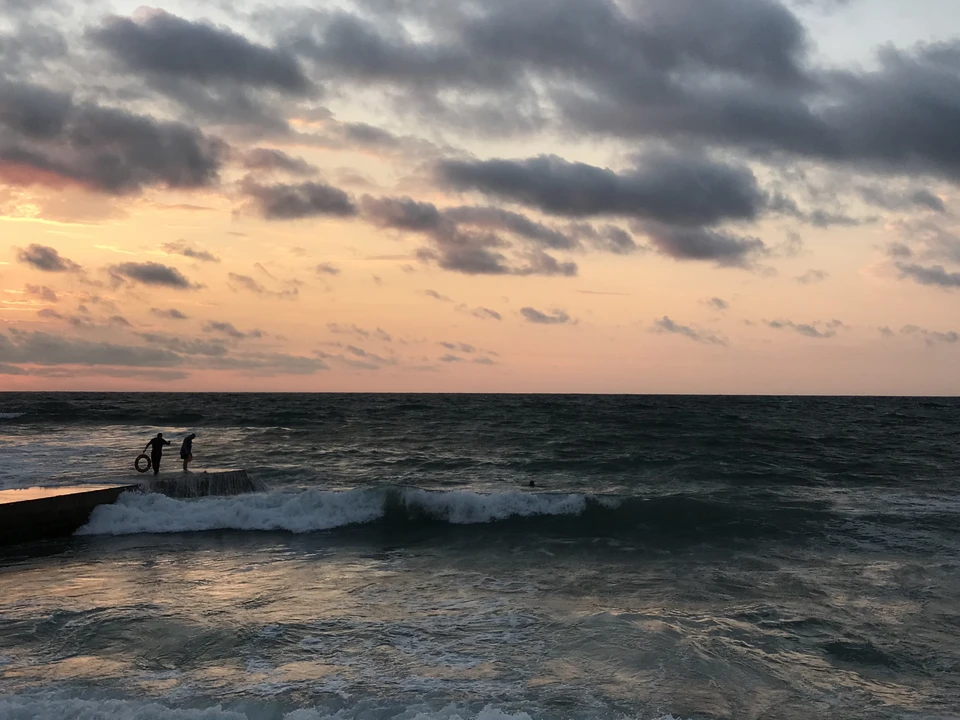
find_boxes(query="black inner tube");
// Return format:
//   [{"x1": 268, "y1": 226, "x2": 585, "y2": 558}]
[{"x1": 134, "y1": 454, "x2": 152, "y2": 473}]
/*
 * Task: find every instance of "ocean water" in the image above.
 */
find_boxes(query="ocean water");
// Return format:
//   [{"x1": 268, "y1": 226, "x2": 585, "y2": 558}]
[{"x1": 1, "y1": 393, "x2": 959, "y2": 720}]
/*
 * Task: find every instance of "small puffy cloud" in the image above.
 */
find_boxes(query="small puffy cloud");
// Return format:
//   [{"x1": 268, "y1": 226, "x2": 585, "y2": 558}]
[
  {"x1": 520, "y1": 307, "x2": 573, "y2": 325},
  {"x1": 765, "y1": 319, "x2": 845, "y2": 339},
  {"x1": 110, "y1": 261, "x2": 198, "y2": 289},
  {"x1": 439, "y1": 354, "x2": 464, "y2": 363},
  {"x1": 242, "y1": 178, "x2": 357, "y2": 220},
  {"x1": 422, "y1": 289, "x2": 452, "y2": 302},
  {"x1": 37, "y1": 308, "x2": 62, "y2": 319},
  {"x1": 17, "y1": 244, "x2": 81, "y2": 272},
  {"x1": 796, "y1": 269, "x2": 828, "y2": 284},
  {"x1": 241, "y1": 148, "x2": 317, "y2": 175},
  {"x1": 162, "y1": 240, "x2": 220, "y2": 263},
  {"x1": 25, "y1": 284, "x2": 58, "y2": 301},
  {"x1": 900, "y1": 324, "x2": 960, "y2": 346},
  {"x1": 138, "y1": 332, "x2": 229, "y2": 356},
  {"x1": 460, "y1": 305, "x2": 502, "y2": 321},
  {"x1": 150, "y1": 307, "x2": 188, "y2": 320},
  {"x1": 706, "y1": 297, "x2": 728, "y2": 311},
  {"x1": 652, "y1": 316, "x2": 726, "y2": 345},
  {"x1": 894, "y1": 262, "x2": 960, "y2": 289},
  {"x1": 203, "y1": 320, "x2": 262, "y2": 340},
  {"x1": 316, "y1": 262, "x2": 340, "y2": 275},
  {"x1": 228, "y1": 272, "x2": 298, "y2": 298},
  {"x1": 439, "y1": 341, "x2": 475, "y2": 353}
]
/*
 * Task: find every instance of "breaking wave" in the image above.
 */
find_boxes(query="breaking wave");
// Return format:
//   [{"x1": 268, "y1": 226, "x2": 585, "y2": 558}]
[{"x1": 77, "y1": 486, "x2": 834, "y2": 541}]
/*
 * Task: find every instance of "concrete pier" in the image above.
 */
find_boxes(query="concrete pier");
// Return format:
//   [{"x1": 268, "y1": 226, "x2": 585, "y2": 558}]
[{"x1": 0, "y1": 484, "x2": 139, "y2": 545}]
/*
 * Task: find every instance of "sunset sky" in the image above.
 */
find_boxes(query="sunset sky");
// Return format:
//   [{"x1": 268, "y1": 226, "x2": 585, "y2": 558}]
[{"x1": 2, "y1": 0, "x2": 959, "y2": 394}]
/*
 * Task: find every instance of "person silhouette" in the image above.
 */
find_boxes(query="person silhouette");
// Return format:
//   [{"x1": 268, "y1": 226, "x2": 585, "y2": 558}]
[
  {"x1": 144, "y1": 433, "x2": 170, "y2": 476},
  {"x1": 180, "y1": 433, "x2": 196, "y2": 473}
]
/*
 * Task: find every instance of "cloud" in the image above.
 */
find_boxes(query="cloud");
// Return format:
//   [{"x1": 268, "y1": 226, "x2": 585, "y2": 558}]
[
  {"x1": 438, "y1": 151, "x2": 764, "y2": 226},
  {"x1": 37, "y1": 308, "x2": 62, "y2": 319},
  {"x1": 327, "y1": 323, "x2": 392, "y2": 342},
  {"x1": 228, "y1": 272, "x2": 299, "y2": 298},
  {"x1": 0, "y1": 329, "x2": 183, "y2": 367},
  {"x1": 90, "y1": 11, "x2": 311, "y2": 93},
  {"x1": 150, "y1": 307, "x2": 189, "y2": 320},
  {"x1": 242, "y1": 178, "x2": 357, "y2": 220},
  {"x1": 796, "y1": 269, "x2": 828, "y2": 284},
  {"x1": 0, "y1": 362, "x2": 28, "y2": 375},
  {"x1": 241, "y1": 148, "x2": 317, "y2": 175},
  {"x1": 859, "y1": 186, "x2": 947, "y2": 213},
  {"x1": 706, "y1": 297, "x2": 728, "y2": 311},
  {"x1": 461, "y1": 305, "x2": 502, "y2": 321},
  {"x1": 894, "y1": 262, "x2": 960, "y2": 289},
  {"x1": 878, "y1": 326, "x2": 895, "y2": 338},
  {"x1": 109, "y1": 315, "x2": 131, "y2": 326},
  {"x1": 162, "y1": 241, "x2": 220, "y2": 263},
  {"x1": 16, "y1": 244, "x2": 81, "y2": 272},
  {"x1": 638, "y1": 223, "x2": 766, "y2": 267},
  {"x1": 422, "y1": 289, "x2": 452, "y2": 302},
  {"x1": 440, "y1": 341, "x2": 476, "y2": 353},
  {"x1": 138, "y1": 332, "x2": 229, "y2": 356},
  {"x1": 362, "y1": 195, "x2": 578, "y2": 276},
  {"x1": 0, "y1": 80, "x2": 225, "y2": 194},
  {"x1": 110, "y1": 262, "x2": 198, "y2": 289},
  {"x1": 439, "y1": 354, "x2": 464, "y2": 363},
  {"x1": 316, "y1": 262, "x2": 340, "y2": 275},
  {"x1": 203, "y1": 321, "x2": 263, "y2": 340},
  {"x1": 652, "y1": 316, "x2": 726, "y2": 345},
  {"x1": 900, "y1": 324, "x2": 960, "y2": 346},
  {"x1": 765, "y1": 318, "x2": 846, "y2": 338},
  {"x1": 25, "y1": 284, "x2": 58, "y2": 301},
  {"x1": 520, "y1": 307, "x2": 573, "y2": 325}
]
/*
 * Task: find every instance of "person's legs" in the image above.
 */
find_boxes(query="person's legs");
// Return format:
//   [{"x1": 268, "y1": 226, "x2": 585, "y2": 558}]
[{"x1": 152, "y1": 454, "x2": 161, "y2": 476}]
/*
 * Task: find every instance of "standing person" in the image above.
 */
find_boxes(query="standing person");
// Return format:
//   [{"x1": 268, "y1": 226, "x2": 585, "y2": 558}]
[
  {"x1": 180, "y1": 433, "x2": 196, "y2": 473},
  {"x1": 144, "y1": 433, "x2": 170, "y2": 476}
]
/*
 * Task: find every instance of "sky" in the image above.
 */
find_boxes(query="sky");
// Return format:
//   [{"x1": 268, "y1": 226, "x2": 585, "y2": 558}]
[{"x1": 1, "y1": 0, "x2": 959, "y2": 395}]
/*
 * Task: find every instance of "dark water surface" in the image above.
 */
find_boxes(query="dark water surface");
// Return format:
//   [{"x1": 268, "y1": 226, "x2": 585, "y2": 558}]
[{"x1": 1, "y1": 393, "x2": 958, "y2": 720}]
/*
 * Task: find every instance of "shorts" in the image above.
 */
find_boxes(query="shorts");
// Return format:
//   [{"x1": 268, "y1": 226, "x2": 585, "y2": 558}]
[{"x1": 181, "y1": 453, "x2": 193, "y2": 461}]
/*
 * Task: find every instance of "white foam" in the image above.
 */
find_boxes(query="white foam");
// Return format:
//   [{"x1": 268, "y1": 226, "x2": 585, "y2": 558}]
[
  {"x1": 77, "y1": 488, "x2": 597, "y2": 536},
  {"x1": 0, "y1": 412, "x2": 25, "y2": 419}
]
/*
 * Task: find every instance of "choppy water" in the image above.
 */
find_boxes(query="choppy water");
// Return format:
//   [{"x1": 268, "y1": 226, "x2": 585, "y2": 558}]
[{"x1": 1, "y1": 393, "x2": 959, "y2": 720}]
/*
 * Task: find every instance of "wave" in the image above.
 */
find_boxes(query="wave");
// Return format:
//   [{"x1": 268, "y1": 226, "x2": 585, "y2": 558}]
[
  {"x1": 77, "y1": 487, "x2": 831, "y2": 541},
  {"x1": 0, "y1": 412, "x2": 25, "y2": 420}
]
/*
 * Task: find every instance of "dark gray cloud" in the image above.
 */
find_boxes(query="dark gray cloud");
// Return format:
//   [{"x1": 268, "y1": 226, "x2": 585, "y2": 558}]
[
  {"x1": 109, "y1": 315, "x2": 131, "y2": 326},
  {"x1": 520, "y1": 307, "x2": 573, "y2": 325},
  {"x1": 162, "y1": 241, "x2": 220, "y2": 263},
  {"x1": 316, "y1": 262, "x2": 340, "y2": 275},
  {"x1": 228, "y1": 272, "x2": 299, "y2": 298},
  {"x1": 241, "y1": 148, "x2": 317, "y2": 175},
  {"x1": 463, "y1": 306, "x2": 502, "y2": 321},
  {"x1": 150, "y1": 307, "x2": 189, "y2": 320},
  {"x1": 859, "y1": 186, "x2": 947, "y2": 213},
  {"x1": 652, "y1": 316, "x2": 726, "y2": 345},
  {"x1": 25, "y1": 284, "x2": 58, "y2": 302},
  {"x1": 439, "y1": 354, "x2": 464, "y2": 363},
  {"x1": 111, "y1": 262, "x2": 198, "y2": 289},
  {"x1": 327, "y1": 323, "x2": 392, "y2": 342},
  {"x1": 894, "y1": 262, "x2": 960, "y2": 289},
  {"x1": 362, "y1": 195, "x2": 579, "y2": 276},
  {"x1": 439, "y1": 341, "x2": 476, "y2": 353},
  {"x1": 765, "y1": 318, "x2": 845, "y2": 338},
  {"x1": 203, "y1": 321, "x2": 263, "y2": 340},
  {"x1": 422, "y1": 289, "x2": 452, "y2": 302},
  {"x1": 242, "y1": 178, "x2": 357, "y2": 220},
  {"x1": 0, "y1": 80, "x2": 225, "y2": 194},
  {"x1": 900, "y1": 324, "x2": 960, "y2": 346},
  {"x1": 90, "y1": 11, "x2": 311, "y2": 93},
  {"x1": 16, "y1": 244, "x2": 81, "y2": 272},
  {"x1": 138, "y1": 332, "x2": 229, "y2": 356},
  {"x1": 438, "y1": 152, "x2": 764, "y2": 226},
  {"x1": 444, "y1": 206, "x2": 576, "y2": 249},
  {"x1": 638, "y1": 223, "x2": 766, "y2": 267},
  {"x1": 796, "y1": 269, "x2": 828, "y2": 284},
  {"x1": 0, "y1": 362, "x2": 29, "y2": 375},
  {"x1": 706, "y1": 297, "x2": 728, "y2": 310},
  {"x1": 0, "y1": 329, "x2": 183, "y2": 367}
]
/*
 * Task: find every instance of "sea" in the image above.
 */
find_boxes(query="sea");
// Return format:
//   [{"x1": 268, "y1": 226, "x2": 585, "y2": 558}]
[{"x1": 0, "y1": 392, "x2": 958, "y2": 720}]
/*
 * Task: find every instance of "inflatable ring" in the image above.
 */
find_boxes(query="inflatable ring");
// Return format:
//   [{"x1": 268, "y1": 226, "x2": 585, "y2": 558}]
[{"x1": 134, "y1": 454, "x2": 152, "y2": 473}]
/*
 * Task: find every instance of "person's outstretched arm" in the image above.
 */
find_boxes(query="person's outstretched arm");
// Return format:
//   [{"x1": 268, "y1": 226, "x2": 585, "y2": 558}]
[
  {"x1": 144, "y1": 441, "x2": 151, "y2": 452},
  {"x1": 165, "y1": 439, "x2": 171, "y2": 446}
]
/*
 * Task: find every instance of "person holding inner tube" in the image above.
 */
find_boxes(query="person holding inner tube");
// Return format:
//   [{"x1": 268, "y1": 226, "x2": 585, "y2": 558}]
[
  {"x1": 180, "y1": 433, "x2": 196, "y2": 473},
  {"x1": 144, "y1": 433, "x2": 170, "y2": 476}
]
